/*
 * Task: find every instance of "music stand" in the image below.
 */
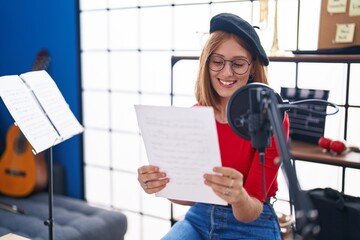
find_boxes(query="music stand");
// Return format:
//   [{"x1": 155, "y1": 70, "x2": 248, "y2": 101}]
[{"x1": 0, "y1": 71, "x2": 83, "y2": 240}]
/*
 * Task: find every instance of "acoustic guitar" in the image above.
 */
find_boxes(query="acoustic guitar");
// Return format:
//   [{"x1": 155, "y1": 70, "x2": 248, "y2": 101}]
[
  {"x1": 0, "y1": 50, "x2": 50, "y2": 197},
  {"x1": 0, "y1": 125, "x2": 48, "y2": 197}
]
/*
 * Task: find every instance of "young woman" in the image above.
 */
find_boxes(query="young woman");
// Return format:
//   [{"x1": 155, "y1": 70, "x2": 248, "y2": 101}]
[{"x1": 137, "y1": 13, "x2": 289, "y2": 239}]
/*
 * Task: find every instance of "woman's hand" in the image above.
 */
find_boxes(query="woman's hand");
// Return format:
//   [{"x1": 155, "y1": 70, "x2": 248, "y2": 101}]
[
  {"x1": 203, "y1": 166, "x2": 246, "y2": 205},
  {"x1": 137, "y1": 165, "x2": 169, "y2": 194},
  {"x1": 204, "y1": 166, "x2": 263, "y2": 222}
]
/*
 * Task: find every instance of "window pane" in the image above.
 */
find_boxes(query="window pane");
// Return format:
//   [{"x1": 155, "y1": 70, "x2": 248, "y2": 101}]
[
  {"x1": 276, "y1": 169, "x2": 290, "y2": 201},
  {"x1": 173, "y1": 59, "x2": 198, "y2": 95},
  {"x1": 174, "y1": 0, "x2": 209, "y2": 3},
  {"x1": 81, "y1": 51, "x2": 109, "y2": 90},
  {"x1": 277, "y1": 0, "x2": 298, "y2": 51},
  {"x1": 324, "y1": 106, "x2": 345, "y2": 139},
  {"x1": 139, "y1": 0, "x2": 172, "y2": 6},
  {"x1": 172, "y1": 204, "x2": 190, "y2": 221},
  {"x1": 139, "y1": 7, "x2": 172, "y2": 50},
  {"x1": 142, "y1": 193, "x2": 171, "y2": 219},
  {"x1": 345, "y1": 169, "x2": 360, "y2": 196},
  {"x1": 295, "y1": 161, "x2": 342, "y2": 191},
  {"x1": 80, "y1": 11, "x2": 108, "y2": 50},
  {"x1": 85, "y1": 166, "x2": 111, "y2": 205},
  {"x1": 108, "y1": 0, "x2": 138, "y2": 8},
  {"x1": 347, "y1": 108, "x2": 360, "y2": 146},
  {"x1": 82, "y1": 91, "x2": 110, "y2": 128},
  {"x1": 268, "y1": 62, "x2": 296, "y2": 93},
  {"x1": 297, "y1": 62, "x2": 348, "y2": 105},
  {"x1": 349, "y1": 63, "x2": 360, "y2": 106},
  {"x1": 274, "y1": 169, "x2": 292, "y2": 216},
  {"x1": 143, "y1": 216, "x2": 171, "y2": 240},
  {"x1": 140, "y1": 93, "x2": 171, "y2": 106},
  {"x1": 111, "y1": 92, "x2": 139, "y2": 131},
  {"x1": 113, "y1": 171, "x2": 140, "y2": 211},
  {"x1": 212, "y1": 0, "x2": 237, "y2": 2},
  {"x1": 140, "y1": 51, "x2": 172, "y2": 93},
  {"x1": 110, "y1": 51, "x2": 140, "y2": 91},
  {"x1": 174, "y1": 5, "x2": 209, "y2": 50},
  {"x1": 173, "y1": 50, "x2": 202, "y2": 56},
  {"x1": 109, "y1": 9, "x2": 139, "y2": 50},
  {"x1": 253, "y1": 0, "x2": 298, "y2": 51},
  {"x1": 298, "y1": 0, "x2": 321, "y2": 50},
  {"x1": 112, "y1": 132, "x2": 141, "y2": 172},
  {"x1": 140, "y1": 138, "x2": 149, "y2": 166},
  {"x1": 122, "y1": 211, "x2": 141, "y2": 240},
  {"x1": 211, "y1": 2, "x2": 252, "y2": 24},
  {"x1": 84, "y1": 129, "x2": 110, "y2": 167},
  {"x1": 80, "y1": 0, "x2": 107, "y2": 10},
  {"x1": 173, "y1": 95, "x2": 197, "y2": 107}
]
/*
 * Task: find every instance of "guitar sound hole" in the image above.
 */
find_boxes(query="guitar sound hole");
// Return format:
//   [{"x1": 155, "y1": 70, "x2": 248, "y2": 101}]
[
  {"x1": 5, "y1": 169, "x2": 26, "y2": 177},
  {"x1": 14, "y1": 137, "x2": 27, "y2": 153}
]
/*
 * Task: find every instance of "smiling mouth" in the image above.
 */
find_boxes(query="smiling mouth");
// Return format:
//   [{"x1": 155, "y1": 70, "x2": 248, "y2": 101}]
[{"x1": 219, "y1": 79, "x2": 237, "y2": 86}]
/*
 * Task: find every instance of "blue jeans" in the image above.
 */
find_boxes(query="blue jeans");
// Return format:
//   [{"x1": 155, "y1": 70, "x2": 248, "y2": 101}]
[{"x1": 162, "y1": 203, "x2": 281, "y2": 240}]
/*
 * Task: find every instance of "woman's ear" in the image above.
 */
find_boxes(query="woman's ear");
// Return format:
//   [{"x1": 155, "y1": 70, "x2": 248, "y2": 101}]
[{"x1": 248, "y1": 73, "x2": 254, "y2": 83}]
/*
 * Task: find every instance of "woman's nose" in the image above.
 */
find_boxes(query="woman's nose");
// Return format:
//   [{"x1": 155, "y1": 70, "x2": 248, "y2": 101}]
[{"x1": 221, "y1": 62, "x2": 234, "y2": 76}]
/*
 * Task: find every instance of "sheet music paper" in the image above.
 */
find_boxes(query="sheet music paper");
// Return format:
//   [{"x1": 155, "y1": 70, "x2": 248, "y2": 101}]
[
  {"x1": 0, "y1": 75, "x2": 59, "y2": 153},
  {"x1": 135, "y1": 105, "x2": 227, "y2": 205},
  {"x1": 20, "y1": 70, "x2": 84, "y2": 143},
  {"x1": 0, "y1": 71, "x2": 83, "y2": 154}
]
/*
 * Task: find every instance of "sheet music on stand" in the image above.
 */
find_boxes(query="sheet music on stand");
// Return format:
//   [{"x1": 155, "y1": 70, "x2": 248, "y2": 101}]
[{"x1": 0, "y1": 70, "x2": 83, "y2": 153}]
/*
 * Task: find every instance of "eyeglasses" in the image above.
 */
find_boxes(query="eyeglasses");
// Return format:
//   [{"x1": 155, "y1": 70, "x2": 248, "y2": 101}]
[{"x1": 208, "y1": 55, "x2": 251, "y2": 75}]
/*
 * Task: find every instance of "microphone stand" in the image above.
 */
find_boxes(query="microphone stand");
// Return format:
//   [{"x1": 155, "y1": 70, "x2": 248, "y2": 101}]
[{"x1": 248, "y1": 88, "x2": 319, "y2": 240}]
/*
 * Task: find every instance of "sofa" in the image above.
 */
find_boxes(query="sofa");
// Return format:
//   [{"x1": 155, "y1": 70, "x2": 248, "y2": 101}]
[{"x1": 0, "y1": 163, "x2": 127, "y2": 240}]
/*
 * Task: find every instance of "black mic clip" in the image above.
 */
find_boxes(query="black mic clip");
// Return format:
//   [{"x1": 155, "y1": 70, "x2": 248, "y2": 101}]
[{"x1": 248, "y1": 87, "x2": 273, "y2": 154}]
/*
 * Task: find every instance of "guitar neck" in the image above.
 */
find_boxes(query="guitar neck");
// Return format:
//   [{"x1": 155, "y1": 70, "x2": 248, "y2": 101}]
[{"x1": 0, "y1": 200, "x2": 25, "y2": 214}]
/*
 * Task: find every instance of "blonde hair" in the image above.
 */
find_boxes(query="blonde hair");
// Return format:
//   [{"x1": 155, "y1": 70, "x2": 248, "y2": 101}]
[{"x1": 194, "y1": 31, "x2": 268, "y2": 112}]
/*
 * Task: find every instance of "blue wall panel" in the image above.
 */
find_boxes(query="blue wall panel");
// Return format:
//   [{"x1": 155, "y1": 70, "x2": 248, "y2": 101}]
[{"x1": 0, "y1": 1, "x2": 83, "y2": 199}]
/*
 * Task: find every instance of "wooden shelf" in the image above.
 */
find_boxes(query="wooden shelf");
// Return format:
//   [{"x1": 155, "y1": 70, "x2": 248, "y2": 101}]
[
  {"x1": 269, "y1": 54, "x2": 360, "y2": 63},
  {"x1": 172, "y1": 54, "x2": 360, "y2": 64},
  {"x1": 291, "y1": 140, "x2": 360, "y2": 169}
]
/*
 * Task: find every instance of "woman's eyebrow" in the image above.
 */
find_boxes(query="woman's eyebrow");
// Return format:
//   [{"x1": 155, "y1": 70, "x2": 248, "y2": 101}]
[{"x1": 212, "y1": 53, "x2": 249, "y2": 60}]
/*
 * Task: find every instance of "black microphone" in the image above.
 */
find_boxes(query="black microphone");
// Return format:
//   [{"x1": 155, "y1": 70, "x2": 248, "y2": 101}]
[{"x1": 227, "y1": 83, "x2": 285, "y2": 152}]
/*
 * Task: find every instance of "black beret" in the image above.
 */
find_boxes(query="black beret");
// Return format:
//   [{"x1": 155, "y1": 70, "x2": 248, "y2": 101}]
[{"x1": 210, "y1": 13, "x2": 269, "y2": 66}]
